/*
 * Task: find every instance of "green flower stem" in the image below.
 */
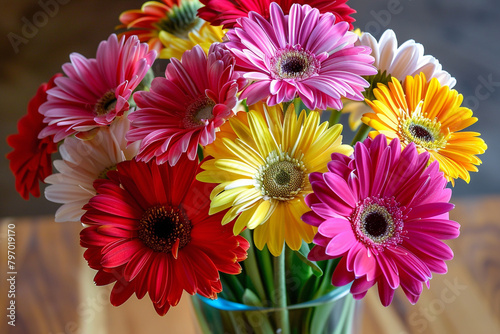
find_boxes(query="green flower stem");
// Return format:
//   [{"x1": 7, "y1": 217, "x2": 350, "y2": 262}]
[
  {"x1": 328, "y1": 109, "x2": 342, "y2": 126},
  {"x1": 273, "y1": 250, "x2": 290, "y2": 334},
  {"x1": 351, "y1": 123, "x2": 371, "y2": 146},
  {"x1": 241, "y1": 229, "x2": 268, "y2": 303},
  {"x1": 224, "y1": 273, "x2": 245, "y2": 301},
  {"x1": 332, "y1": 295, "x2": 355, "y2": 334},
  {"x1": 255, "y1": 245, "x2": 274, "y2": 300},
  {"x1": 219, "y1": 275, "x2": 236, "y2": 301},
  {"x1": 313, "y1": 260, "x2": 336, "y2": 300},
  {"x1": 242, "y1": 289, "x2": 275, "y2": 334},
  {"x1": 217, "y1": 275, "x2": 248, "y2": 334}
]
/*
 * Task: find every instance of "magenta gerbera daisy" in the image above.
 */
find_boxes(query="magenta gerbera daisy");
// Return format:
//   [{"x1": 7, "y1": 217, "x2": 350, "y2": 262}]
[
  {"x1": 303, "y1": 135, "x2": 460, "y2": 306},
  {"x1": 38, "y1": 34, "x2": 156, "y2": 142},
  {"x1": 80, "y1": 157, "x2": 249, "y2": 315},
  {"x1": 198, "y1": 0, "x2": 356, "y2": 30},
  {"x1": 127, "y1": 44, "x2": 245, "y2": 165},
  {"x1": 224, "y1": 3, "x2": 376, "y2": 111}
]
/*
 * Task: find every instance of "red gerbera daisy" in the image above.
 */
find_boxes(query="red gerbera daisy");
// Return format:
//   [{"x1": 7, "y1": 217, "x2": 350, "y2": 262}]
[
  {"x1": 198, "y1": 0, "x2": 356, "y2": 29},
  {"x1": 80, "y1": 157, "x2": 249, "y2": 315},
  {"x1": 7, "y1": 74, "x2": 61, "y2": 200}
]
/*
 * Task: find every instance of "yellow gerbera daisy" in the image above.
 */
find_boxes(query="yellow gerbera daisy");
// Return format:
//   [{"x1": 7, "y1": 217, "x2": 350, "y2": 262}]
[
  {"x1": 197, "y1": 102, "x2": 353, "y2": 256},
  {"x1": 362, "y1": 72, "x2": 487, "y2": 185},
  {"x1": 159, "y1": 21, "x2": 225, "y2": 59}
]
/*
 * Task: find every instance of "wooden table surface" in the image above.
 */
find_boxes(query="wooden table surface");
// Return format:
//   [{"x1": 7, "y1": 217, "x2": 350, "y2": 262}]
[{"x1": 1, "y1": 196, "x2": 499, "y2": 334}]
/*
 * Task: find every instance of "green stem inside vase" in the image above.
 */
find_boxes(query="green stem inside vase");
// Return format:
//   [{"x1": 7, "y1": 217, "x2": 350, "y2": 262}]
[{"x1": 273, "y1": 250, "x2": 290, "y2": 334}]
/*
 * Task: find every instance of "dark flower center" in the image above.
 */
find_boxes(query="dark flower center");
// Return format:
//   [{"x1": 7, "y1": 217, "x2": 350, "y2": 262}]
[
  {"x1": 359, "y1": 203, "x2": 395, "y2": 243},
  {"x1": 363, "y1": 212, "x2": 388, "y2": 238},
  {"x1": 281, "y1": 58, "x2": 306, "y2": 76},
  {"x1": 95, "y1": 90, "x2": 117, "y2": 116},
  {"x1": 137, "y1": 205, "x2": 192, "y2": 254},
  {"x1": 260, "y1": 160, "x2": 305, "y2": 200},
  {"x1": 400, "y1": 103, "x2": 447, "y2": 151},
  {"x1": 351, "y1": 198, "x2": 405, "y2": 249},
  {"x1": 409, "y1": 124, "x2": 434, "y2": 142},
  {"x1": 184, "y1": 97, "x2": 215, "y2": 128},
  {"x1": 271, "y1": 48, "x2": 320, "y2": 80}
]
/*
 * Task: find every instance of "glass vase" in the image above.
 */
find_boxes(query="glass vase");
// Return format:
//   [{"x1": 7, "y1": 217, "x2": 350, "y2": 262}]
[{"x1": 191, "y1": 285, "x2": 356, "y2": 334}]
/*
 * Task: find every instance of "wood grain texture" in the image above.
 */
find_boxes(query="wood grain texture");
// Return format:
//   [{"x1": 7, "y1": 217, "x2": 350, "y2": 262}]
[{"x1": 1, "y1": 196, "x2": 499, "y2": 334}]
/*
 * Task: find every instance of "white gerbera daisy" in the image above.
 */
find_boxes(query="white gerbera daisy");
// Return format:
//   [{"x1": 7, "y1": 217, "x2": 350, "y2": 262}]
[
  {"x1": 44, "y1": 116, "x2": 139, "y2": 222},
  {"x1": 343, "y1": 29, "x2": 456, "y2": 130}
]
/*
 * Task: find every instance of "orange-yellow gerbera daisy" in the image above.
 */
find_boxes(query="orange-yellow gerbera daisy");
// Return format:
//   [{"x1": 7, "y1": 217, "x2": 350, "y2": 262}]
[
  {"x1": 118, "y1": 0, "x2": 202, "y2": 54},
  {"x1": 362, "y1": 73, "x2": 487, "y2": 185},
  {"x1": 197, "y1": 102, "x2": 353, "y2": 256}
]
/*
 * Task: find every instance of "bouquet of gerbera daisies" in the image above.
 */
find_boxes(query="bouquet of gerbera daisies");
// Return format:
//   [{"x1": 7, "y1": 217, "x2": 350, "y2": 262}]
[{"x1": 7, "y1": 0, "x2": 487, "y2": 333}]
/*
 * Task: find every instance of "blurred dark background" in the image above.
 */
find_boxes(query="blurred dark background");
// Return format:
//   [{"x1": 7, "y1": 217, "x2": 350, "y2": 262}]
[{"x1": 1, "y1": 0, "x2": 499, "y2": 217}]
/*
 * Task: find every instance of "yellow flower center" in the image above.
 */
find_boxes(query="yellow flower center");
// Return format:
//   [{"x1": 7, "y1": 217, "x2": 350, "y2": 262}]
[
  {"x1": 255, "y1": 151, "x2": 306, "y2": 201},
  {"x1": 399, "y1": 101, "x2": 447, "y2": 151}
]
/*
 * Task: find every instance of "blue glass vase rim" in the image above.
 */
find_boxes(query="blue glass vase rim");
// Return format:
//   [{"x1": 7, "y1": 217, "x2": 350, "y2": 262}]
[{"x1": 196, "y1": 284, "x2": 352, "y2": 312}]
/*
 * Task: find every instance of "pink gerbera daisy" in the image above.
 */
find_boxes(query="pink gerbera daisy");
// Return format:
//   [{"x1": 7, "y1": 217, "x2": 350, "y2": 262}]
[
  {"x1": 224, "y1": 3, "x2": 376, "y2": 111},
  {"x1": 303, "y1": 135, "x2": 460, "y2": 306},
  {"x1": 38, "y1": 34, "x2": 156, "y2": 142},
  {"x1": 198, "y1": 0, "x2": 356, "y2": 30},
  {"x1": 80, "y1": 157, "x2": 249, "y2": 315},
  {"x1": 127, "y1": 44, "x2": 245, "y2": 165}
]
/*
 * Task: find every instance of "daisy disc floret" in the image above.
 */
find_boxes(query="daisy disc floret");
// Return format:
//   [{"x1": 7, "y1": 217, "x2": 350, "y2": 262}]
[
  {"x1": 80, "y1": 157, "x2": 249, "y2": 316},
  {"x1": 362, "y1": 73, "x2": 487, "y2": 184},
  {"x1": 38, "y1": 34, "x2": 156, "y2": 142},
  {"x1": 303, "y1": 135, "x2": 460, "y2": 306},
  {"x1": 197, "y1": 102, "x2": 353, "y2": 256},
  {"x1": 224, "y1": 3, "x2": 376, "y2": 111},
  {"x1": 127, "y1": 44, "x2": 245, "y2": 166}
]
